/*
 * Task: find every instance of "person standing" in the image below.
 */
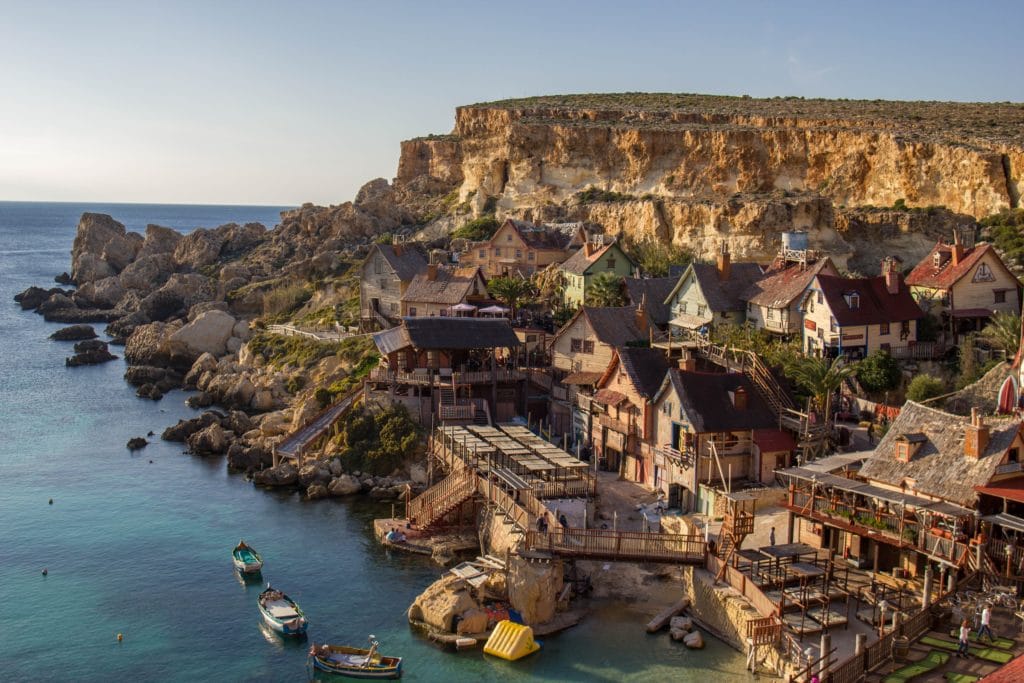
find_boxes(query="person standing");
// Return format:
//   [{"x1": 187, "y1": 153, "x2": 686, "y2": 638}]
[
  {"x1": 957, "y1": 619, "x2": 972, "y2": 658},
  {"x1": 769, "y1": 527, "x2": 776, "y2": 546},
  {"x1": 978, "y1": 604, "x2": 994, "y2": 642}
]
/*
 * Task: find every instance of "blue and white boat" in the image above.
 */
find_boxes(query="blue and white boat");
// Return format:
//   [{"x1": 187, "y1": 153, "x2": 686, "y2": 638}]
[
  {"x1": 258, "y1": 586, "x2": 308, "y2": 636},
  {"x1": 232, "y1": 540, "x2": 263, "y2": 574}
]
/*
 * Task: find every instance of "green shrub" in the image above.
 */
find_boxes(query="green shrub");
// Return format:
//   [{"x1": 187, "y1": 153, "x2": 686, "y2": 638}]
[
  {"x1": 856, "y1": 350, "x2": 901, "y2": 393},
  {"x1": 451, "y1": 215, "x2": 500, "y2": 241},
  {"x1": 575, "y1": 186, "x2": 637, "y2": 204},
  {"x1": 906, "y1": 375, "x2": 946, "y2": 402},
  {"x1": 623, "y1": 237, "x2": 694, "y2": 277},
  {"x1": 262, "y1": 282, "x2": 312, "y2": 319},
  {"x1": 286, "y1": 375, "x2": 306, "y2": 394},
  {"x1": 335, "y1": 404, "x2": 422, "y2": 476},
  {"x1": 246, "y1": 332, "x2": 339, "y2": 369}
]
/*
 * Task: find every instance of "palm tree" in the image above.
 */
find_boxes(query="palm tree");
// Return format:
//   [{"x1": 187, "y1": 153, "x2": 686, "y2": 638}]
[
  {"x1": 585, "y1": 272, "x2": 626, "y2": 307},
  {"x1": 487, "y1": 275, "x2": 535, "y2": 318},
  {"x1": 979, "y1": 311, "x2": 1021, "y2": 356},
  {"x1": 789, "y1": 355, "x2": 857, "y2": 422}
]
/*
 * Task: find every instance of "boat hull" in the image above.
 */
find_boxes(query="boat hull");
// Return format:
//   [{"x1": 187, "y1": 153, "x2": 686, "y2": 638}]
[
  {"x1": 257, "y1": 588, "x2": 307, "y2": 636},
  {"x1": 310, "y1": 658, "x2": 402, "y2": 679},
  {"x1": 309, "y1": 649, "x2": 402, "y2": 679},
  {"x1": 260, "y1": 610, "x2": 308, "y2": 636},
  {"x1": 232, "y1": 543, "x2": 263, "y2": 574}
]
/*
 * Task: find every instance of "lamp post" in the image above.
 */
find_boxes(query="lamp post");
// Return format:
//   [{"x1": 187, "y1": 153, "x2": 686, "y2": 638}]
[{"x1": 878, "y1": 600, "x2": 889, "y2": 637}]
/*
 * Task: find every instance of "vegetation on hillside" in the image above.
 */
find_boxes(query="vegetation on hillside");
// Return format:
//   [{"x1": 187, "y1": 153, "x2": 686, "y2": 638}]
[
  {"x1": 906, "y1": 375, "x2": 947, "y2": 403},
  {"x1": 982, "y1": 209, "x2": 1024, "y2": 269},
  {"x1": 856, "y1": 350, "x2": 901, "y2": 393},
  {"x1": 487, "y1": 275, "x2": 536, "y2": 317},
  {"x1": 452, "y1": 214, "x2": 500, "y2": 241},
  {"x1": 246, "y1": 332, "x2": 340, "y2": 369},
  {"x1": 624, "y1": 237, "x2": 694, "y2": 277},
  {"x1": 575, "y1": 187, "x2": 639, "y2": 204},
  {"x1": 979, "y1": 311, "x2": 1021, "y2": 356},
  {"x1": 331, "y1": 404, "x2": 422, "y2": 476}
]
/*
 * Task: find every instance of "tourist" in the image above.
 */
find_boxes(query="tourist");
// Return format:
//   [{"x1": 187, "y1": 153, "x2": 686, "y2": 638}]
[
  {"x1": 769, "y1": 527, "x2": 776, "y2": 546},
  {"x1": 385, "y1": 527, "x2": 399, "y2": 543},
  {"x1": 957, "y1": 619, "x2": 971, "y2": 658},
  {"x1": 978, "y1": 604, "x2": 994, "y2": 642},
  {"x1": 559, "y1": 513, "x2": 569, "y2": 529},
  {"x1": 537, "y1": 516, "x2": 548, "y2": 533}
]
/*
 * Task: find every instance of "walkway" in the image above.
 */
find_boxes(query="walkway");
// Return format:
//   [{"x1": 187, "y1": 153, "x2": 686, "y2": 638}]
[
  {"x1": 266, "y1": 323, "x2": 367, "y2": 342},
  {"x1": 274, "y1": 386, "x2": 361, "y2": 462}
]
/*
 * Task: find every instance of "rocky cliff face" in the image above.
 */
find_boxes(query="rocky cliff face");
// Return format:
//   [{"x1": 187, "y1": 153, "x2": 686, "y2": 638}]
[{"x1": 397, "y1": 94, "x2": 1023, "y2": 266}]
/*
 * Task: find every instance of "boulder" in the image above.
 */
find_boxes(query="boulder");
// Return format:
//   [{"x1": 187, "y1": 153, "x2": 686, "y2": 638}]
[
  {"x1": 124, "y1": 365, "x2": 175, "y2": 386},
  {"x1": 306, "y1": 483, "x2": 328, "y2": 500},
  {"x1": 328, "y1": 474, "x2": 362, "y2": 496},
  {"x1": 66, "y1": 347, "x2": 117, "y2": 366},
  {"x1": 188, "y1": 301, "x2": 230, "y2": 321},
  {"x1": 227, "y1": 410, "x2": 254, "y2": 435},
  {"x1": 407, "y1": 573, "x2": 479, "y2": 632},
  {"x1": 186, "y1": 392, "x2": 214, "y2": 408},
  {"x1": 50, "y1": 324, "x2": 98, "y2": 341},
  {"x1": 408, "y1": 463, "x2": 428, "y2": 486},
  {"x1": 507, "y1": 556, "x2": 563, "y2": 625},
  {"x1": 14, "y1": 286, "x2": 70, "y2": 310},
  {"x1": 298, "y1": 463, "x2": 332, "y2": 487},
  {"x1": 72, "y1": 252, "x2": 116, "y2": 284},
  {"x1": 221, "y1": 222, "x2": 267, "y2": 257},
  {"x1": 670, "y1": 628, "x2": 688, "y2": 642},
  {"x1": 136, "y1": 383, "x2": 164, "y2": 400},
  {"x1": 162, "y1": 412, "x2": 222, "y2": 442},
  {"x1": 119, "y1": 253, "x2": 175, "y2": 293},
  {"x1": 456, "y1": 608, "x2": 488, "y2": 635},
  {"x1": 74, "y1": 339, "x2": 108, "y2": 353},
  {"x1": 71, "y1": 213, "x2": 140, "y2": 282},
  {"x1": 187, "y1": 423, "x2": 230, "y2": 455},
  {"x1": 232, "y1": 319, "x2": 252, "y2": 341},
  {"x1": 328, "y1": 458, "x2": 343, "y2": 477},
  {"x1": 258, "y1": 411, "x2": 291, "y2": 437},
  {"x1": 253, "y1": 462, "x2": 298, "y2": 487},
  {"x1": 124, "y1": 321, "x2": 195, "y2": 371},
  {"x1": 54, "y1": 272, "x2": 72, "y2": 285},
  {"x1": 137, "y1": 224, "x2": 182, "y2": 258},
  {"x1": 669, "y1": 616, "x2": 693, "y2": 632},
  {"x1": 251, "y1": 389, "x2": 277, "y2": 412},
  {"x1": 226, "y1": 443, "x2": 271, "y2": 472},
  {"x1": 683, "y1": 630, "x2": 704, "y2": 649},
  {"x1": 127, "y1": 437, "x2": 148, "y2": 450},
  {"x1": 184, "y1": 352, "x2": 218, "y2": 387},
  {"x1": 227, "y1": 376, "x2": 256, "y2": 407},
  {"x1": 169, "y1": 310, "x2": 236, "y2": 357},
  {"x1": 75, "y1": 276, "x2": 124, "y2": 309},
  {"x1": 369, "y1": 487, "x2": 393, "y2": 500},
  {"x1": 173, "y1": 227, "x2": 224, "y2": 268},
  {"x1": 225, "y1": 337, "x2": 243, "y2": 354}
]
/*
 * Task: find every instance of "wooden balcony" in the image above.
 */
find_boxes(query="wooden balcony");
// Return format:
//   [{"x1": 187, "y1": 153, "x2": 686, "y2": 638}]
[
  {"x1": 787, "y1": 490, "x2": 919, "y2": 547},
  {"x1": 368, "y1": 367, "x2": 525, "y2": 386},
  {"x1": 598, "y1": 414, "x2": 640, "y2": 436}
]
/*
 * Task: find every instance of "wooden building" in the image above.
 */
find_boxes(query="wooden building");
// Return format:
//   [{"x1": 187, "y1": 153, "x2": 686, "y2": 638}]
[
  {"x1": 559, "y1": 238, "x2": 636, "y2": 309},
  {"x1": 400, "y1": 265, "x2": 489, "y2": 318},
  {"x1": 742, "y1": 257, "x2": 837, "y2": 336},
  {"x1": 665, "y1": 245, "x2": 764, "y2": 332},
  {"x1": 458, "y1": 219, "x2": 586, "y2": 278},
  {"x1": 359, "y1": 242, "x2": 428, "y2": 330}
]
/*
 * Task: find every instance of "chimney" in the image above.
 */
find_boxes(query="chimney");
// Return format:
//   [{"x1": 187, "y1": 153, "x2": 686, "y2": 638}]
[
  {"x1": 717, "y1": 243, "x2": 731, "y2": 281},
  {"x1": 393, "y1": 243, "x2": 403, "y2": 257},
  {"x1": 426, "y1": 264, "x2": 438, "y2": 281},
  {"x1": 678, "y1": 355, "x2": 696, "y2": 372},
  {"x1": 732, "y1": 386, "x2": 748, "y2": 410},
  {"x1": 952, "y1": 230, "x2": 965, "y2": 266},
  {"x1": 884, "y1": 257, "x2": 900, "y2": 295},
  {"x1": 634, "y1": 292, "x2": 648, "y2": 331},
  {"x1": 964, "y1": 407, "x2": 990, "y2": 459}
]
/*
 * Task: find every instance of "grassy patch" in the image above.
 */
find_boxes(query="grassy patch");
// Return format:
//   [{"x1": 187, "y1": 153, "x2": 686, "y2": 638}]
[
  {"x1": 575, "y1": 187, "x2": 638, "y2": 204},
  {"x1": 246, "y1": 332, "x2": 340, "y2": 369},
  {"x1": 452, "y1": 214, "x2": 500, "y2": 241}
]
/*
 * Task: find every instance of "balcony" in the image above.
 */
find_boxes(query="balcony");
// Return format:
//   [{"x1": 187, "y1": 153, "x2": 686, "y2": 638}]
[
  {"x1": 656, "y1": 445, "x2": 694, "y2": 467},
  {"x1": 368, "y1": 367, "x2": 525, "y2": 385},
  {"x1": 788, "y1": 490, "x2": 919, "y2": 546},
  {"x1": 598, "y1": 414, "x2": 640, "y2": 436}
]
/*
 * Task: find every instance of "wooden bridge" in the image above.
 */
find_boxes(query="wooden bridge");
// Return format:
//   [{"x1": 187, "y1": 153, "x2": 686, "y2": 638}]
[
  {"x1": 523, "y1": 528, "x2": 706, "y2": 564},
  {"x1": 273, "y1": 386, "x2": 362, "y2": 466}
]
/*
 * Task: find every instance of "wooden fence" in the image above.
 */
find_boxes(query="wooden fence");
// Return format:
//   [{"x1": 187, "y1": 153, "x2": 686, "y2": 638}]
[{"x1": 524, "y1": 529, "x2": 706, "y2": 564}]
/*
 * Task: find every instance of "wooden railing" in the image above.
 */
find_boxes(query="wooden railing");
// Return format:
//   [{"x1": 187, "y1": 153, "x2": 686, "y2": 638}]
[
  {"x1": 524, "y1": 529, "x2": 706, "y2": 564},
  {"x1": 598, "y1": 413, "x2": 640, "y2": 436},
  {"x1": 746, "y1": 616, "x2": 782, "y2": 646},
  {"x1": 531, "y1": 473, "x2": 597, "y2": 499},
  {"x1": 887, "y1": 341, "x2": 947, "y2": 361},
  {"x1": 368, "y1": 367, "x2": 525, "y2": 385},
  {"x1": 706, "y1": 553, "x2": 780, "y2": 619},
  {"x1": 406, "y1": 464, "x2": 476, "y2": 528},
  {"x1": 438, "y1": 404, "x2": 475, "y2": 420},
  {"x1": 789, "y1": 491, "x2": 917, "y2": 546}
]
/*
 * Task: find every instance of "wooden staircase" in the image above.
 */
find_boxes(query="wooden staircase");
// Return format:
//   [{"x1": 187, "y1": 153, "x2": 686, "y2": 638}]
[
  {"x1": 473, "y1": 400, "x2": 491, "y2": 426},
  {"x1": 715, "y1": 503, "x2": 756, "y2": 582},
  {"x1": 406, "y1": 464, "x2": 477, "y2": 530}
]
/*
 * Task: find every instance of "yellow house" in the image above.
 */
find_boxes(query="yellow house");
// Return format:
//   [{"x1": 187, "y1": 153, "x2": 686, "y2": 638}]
[
  {"x1": 459, "y1": 219, "x2": 586, "y2": 278},
  {"x1": 906, "y1": 238, "x2": 1021, "y2": 337}
]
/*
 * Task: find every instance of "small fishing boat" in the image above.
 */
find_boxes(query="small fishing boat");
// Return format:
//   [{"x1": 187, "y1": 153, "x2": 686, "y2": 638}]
[
  {"x1": 258, "y1": 586, "x2": 308, "y2": 636},
  {"x1": 308, "y1": 636, "x2": 402, "y2": 679},
  {"x1": 232, "y1": 540, "x2": 264, "y2": 574}
]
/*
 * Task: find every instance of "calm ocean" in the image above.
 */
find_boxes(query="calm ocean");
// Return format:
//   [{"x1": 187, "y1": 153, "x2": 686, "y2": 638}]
[{"x1": 0, "y1": 201, "x2": 749, "y2": 681}]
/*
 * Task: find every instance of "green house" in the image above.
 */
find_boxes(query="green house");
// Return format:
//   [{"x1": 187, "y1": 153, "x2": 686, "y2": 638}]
[{"x1": 560, "y1": 240, "x2": 635, "y2": 309}]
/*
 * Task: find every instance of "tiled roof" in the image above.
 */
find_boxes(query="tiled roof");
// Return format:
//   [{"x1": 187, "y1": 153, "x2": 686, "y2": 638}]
[
  {"x1": 667, "y1": 261, "x2": 764, "y2": 313},
  {"x1": 373, "y1": 317, "x2": 520, "y2": 354},
  {"x1": 663, "y1": 370, "x2": 777, "y2": 433},
  {"x1": 616, "y1": 347, "x2": 670, "y2": 400},
  {"x1": 561, "y1": 371, "x2": 603, "y2": 385},
  {"x1": 744, "y1": 258, "x2": 835, "y2": 308},
  {"x1": 624, "y1": 277, "x2": 676, "y2": 327},
  {"x1": 582, "y1": 306, "x2": 648, "y2": 346},
  {"x1": 374, "y1": 243, "x2": 427, "y2": 282},
  {"x1": 858, "y1": 401, "x2": 1020, "y2": 508},
  {"x1": 401, "y1": 266, "x2": 484, "y2": 305},
  {"x1": 816, "y1": 273, "x2": 924, "y2": 326},
  {"x1": 505, "y1": 219, "x2": 580, "y2": 250},
  {"x1": 905, "y1": 242, "x2": 1006, "y2": 290}
]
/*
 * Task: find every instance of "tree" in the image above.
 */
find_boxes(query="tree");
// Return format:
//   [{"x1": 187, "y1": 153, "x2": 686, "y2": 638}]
[
  {"x1": 487, "y1": 275, "x2": 535, "y2": 318},
  {"x1": 906, "y1": 375, "x2": 947, "y2": 403},
  {"x1": 624, "y1": 237, "x2": 694, "y2": 277},
  {"x1": 856, "y1": 350, "x2": 901, "y2": 393},
  {"x1": 585, "y1": 272, "x2": 626, "y2": 307},
  {"x1": 789, "y1": 355, "x2": 857, "y2": 421},
  {"x1": 979, "y1": 311, "x2": 1021, "y2": 356},
  {"x1": 451, "y1": 214, "x2": 500, "y2": 241}
]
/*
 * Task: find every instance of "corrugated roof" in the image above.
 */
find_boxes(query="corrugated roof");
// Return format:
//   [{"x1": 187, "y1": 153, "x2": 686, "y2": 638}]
[
  {"x1": 617, "y1": 347, "x2": 670, "y2": 400},
  {"x1": 373, "y1": 317, "x2": 520, "y2": 353},
  {"x1": 858, "y1": 401, "x2": 1020, "y2": 508},
  {"x1": 744, "y1": 258, "x2": 835, "y2": 308},
  {"x1": 665, "y1": 369, "x2": 777, "y2": 433},
  {"x1": 373, "y1": 242, "x2": 427, "y2": 282},
  {"x1": 815, "y1": 273, "x2": 924, "y2": 326},
  {"x1": 624, "y1": 276, "x2": 676, "y2": 327},
  {"x1": 906, "y1": 242, "x2": 1008, "y2": 290},
  {"x1": 401, "y1": 266, "x2": 485, "y2": 306}
]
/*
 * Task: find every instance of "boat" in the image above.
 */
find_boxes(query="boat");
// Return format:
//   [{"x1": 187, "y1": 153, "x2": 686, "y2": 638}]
[
  {"x1": 258, "y1": 586, "x2": 308, "y2": 636},
  {"x1": 308, "y1": 636, "x2": 402, "y2": 679},
  {"x1": 232, "y1": 540, "x2": 264, "y2": 574}
]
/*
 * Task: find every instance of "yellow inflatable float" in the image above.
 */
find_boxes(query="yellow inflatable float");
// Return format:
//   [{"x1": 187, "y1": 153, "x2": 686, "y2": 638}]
[{"x1": 483, "y1": 620, "x2": 541, "y2": 661}]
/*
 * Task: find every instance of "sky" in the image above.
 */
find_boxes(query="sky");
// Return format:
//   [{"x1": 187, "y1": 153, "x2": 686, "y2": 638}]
[{"x1": 1, "y1": 1, "x2": 1021, "y2": 207}]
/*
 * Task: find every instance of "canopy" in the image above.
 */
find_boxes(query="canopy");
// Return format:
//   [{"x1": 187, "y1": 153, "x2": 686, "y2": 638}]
[
  {"x1": 449, "y1": 303, "x2": 478, "y2": 312},
  {"x1": 479, "y1": 305, "x2": 510, "y2": 314}
]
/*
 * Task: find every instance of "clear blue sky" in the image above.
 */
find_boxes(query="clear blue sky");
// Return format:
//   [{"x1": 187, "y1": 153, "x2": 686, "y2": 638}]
[{"x1": 2, "y1": 1, "x2": 1020, "y2": 206}]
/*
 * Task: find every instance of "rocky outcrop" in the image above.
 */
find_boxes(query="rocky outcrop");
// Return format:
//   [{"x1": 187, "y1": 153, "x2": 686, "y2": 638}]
[
  {"x1": 66, "y1": 344, "x2": 117, "y2": 366},
  {"x1": 408, "y1": 573, "x2": 479, "y2": 632},
  {"x1": 169, "y1": 310, "x2": 237, "y2": 357},
  {"x1": 252, "y1": 462, "x2": 298, "y2": 487},
  {"x1": 187, "y1": 423, "x2": 230, "y2": 455},
  {"x1": 71, "y1": 213, "x2": 142, "y2": 284},
  {"x1": 127, "y1": 437, "x2": 148, "y2": 450},
  {"x1": 506, "y1": 556, "x2": 563, "y2": 625},
  {"x1": 50, "y1": 324, "x2": 98, "y2": 341}
]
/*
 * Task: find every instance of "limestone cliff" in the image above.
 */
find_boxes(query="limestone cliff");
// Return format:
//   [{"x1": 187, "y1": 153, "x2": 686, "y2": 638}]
[{"x1": 397, "y1": 94, "x2": 1023, "y2": 268}]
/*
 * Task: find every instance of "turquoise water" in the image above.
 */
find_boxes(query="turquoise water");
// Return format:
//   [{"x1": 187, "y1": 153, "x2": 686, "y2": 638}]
[{"x1": 0, "y1": 202, "x2": 752, "y2": 681}]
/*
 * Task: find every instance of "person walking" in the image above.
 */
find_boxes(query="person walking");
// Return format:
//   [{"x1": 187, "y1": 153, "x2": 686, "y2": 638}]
[
  {"x1": 957, "y1": 619, "x2": 972, "y2": 658},
  {"x1": 978, "y1": 604, "x2": 994, "y2": 642},
  {"x1": 769, "y1": 527, "x2": 776, "y2": 546}
]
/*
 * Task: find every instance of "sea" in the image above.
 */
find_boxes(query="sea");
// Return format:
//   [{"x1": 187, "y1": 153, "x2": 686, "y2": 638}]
[{"x1": 0, "y1": 201, "x2": 752, "y2": 682}]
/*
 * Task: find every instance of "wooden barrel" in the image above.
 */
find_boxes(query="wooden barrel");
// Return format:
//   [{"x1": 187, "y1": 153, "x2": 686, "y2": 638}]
[{"x1": 892, "y1": 636, "x2": 910, "y2": 661}]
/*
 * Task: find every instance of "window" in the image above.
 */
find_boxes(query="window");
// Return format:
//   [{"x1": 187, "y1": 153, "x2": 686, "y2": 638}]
[
  {"x1": 374, "y1": 257, "x2": 383, "y2": 274},
  {"x1": 494, "y1": 247, "x2": 501, "y2": 256},
  {"x1": 845, "y1": 292, "x2": 859, "y2": 309},
  {"x1": 880, "y1": 322, "x2": 890, "y2": 335},
  {"x1": 427, "y1": 350, "x2": 438, "y2": 367},
  {"x1": 409, "y1": 307, "x2": 417, "y2": 316},
  {"x1": 528, "y1": 251, "x2": 535, "y2": 261},
  {"x1": 515, "y1": 249, "x2": 522, "y2": 258},
  {"x1": 583, "y1": 340, "x2": 595, "y2": 354},
  {"x1": 1010, "y1": 447, "x2": 1020, "y2": 463},
  {"x1": 767, "y1": 308, "x2": 774, "y2": 320},
  {"x1": 681, "y1": 302, "x2": 688, "y2": 314},
  {"x1": 507, "y1": 234, "x2": 513, "y2": 241},
  {"x1": 526, "y1": 334, "x2": 537, "y2": 342},
  {"x1": 389, "y1": 302, "x2": 398, "y2": 313},
  {"x1": 995, "y1": 290, "x2": 1007, "y2": 304},
  {"x1": 479, "y1": 249, "x2": 486, "y2": 258},
  {"x1": 571, "y1": 338, "x2": 582, "y2": 352},
  {"x1": 440, "y1": 309, "x2": 448, "y2": 316},
  {"x1": 697, "y1": 304, "x2": 706, "y2": 316},
  {"x1": 830, "y1": 316, "x2": 837, "y2": 333},
  {"x1": 747, "y1": 302, "x2": 753, "y2": 313},
  {"x1": 607, "y1": 258, "x2": 616, "y2": 270},
  {"x1": 817, "y1": 290, "x2": 823, "y2": 305},
  {"x1": 378, "y1": 278, "x2": 387, "y2": 290},
  {"x1": 896, "y1": 443, "x2": 910, "y2": 462}
]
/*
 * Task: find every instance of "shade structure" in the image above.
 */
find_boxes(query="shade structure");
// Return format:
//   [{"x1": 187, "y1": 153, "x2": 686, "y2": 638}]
[
  {"x1": 479, "y1": 305, "x2": 510, "y2": 315},
  {"x1": 449, "y1": 303, "x2": 478, "y2": 312}
]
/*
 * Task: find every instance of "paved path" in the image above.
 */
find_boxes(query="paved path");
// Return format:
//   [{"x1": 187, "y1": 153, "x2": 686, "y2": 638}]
[{"x1": 275, "y1": 388, "x2": 361, "y2": 459}]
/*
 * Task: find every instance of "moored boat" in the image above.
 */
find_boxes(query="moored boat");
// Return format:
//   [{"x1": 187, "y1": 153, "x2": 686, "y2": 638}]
[
  {"x1": 232, "y1": 540, "x2": 264, "y2": 574},
  {"x1": 308, "y1": 636, "x2": 402, "y2": 679},
  {"x1": 258, "y1": 586, "x2": 307, "y2": 636}
]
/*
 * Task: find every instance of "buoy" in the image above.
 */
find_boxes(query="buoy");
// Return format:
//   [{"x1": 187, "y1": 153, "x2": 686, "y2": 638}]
[
  {"x1": 149, "y1": 460, "x2": 153, "y2": 464},
  {"x1": 48, "y1": 498, "x2": 53, "y2": 505},
  {"x1": 117, "y1": 633, "x2": 123, "y2": 643},
  {"x1": 42, "y1": 568, "x2": 48, "y2": 576}
]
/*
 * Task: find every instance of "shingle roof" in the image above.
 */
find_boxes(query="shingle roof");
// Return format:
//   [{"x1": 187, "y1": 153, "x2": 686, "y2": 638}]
[
  {"x1": 858, "y1": 401, "x2": 1020, "y2": 508},
  {"x1": 373, "y1": 317, "x2": 521, "y2": 354},
  {"x1": 666, "y1": 261, "x2": 764, "y2": 313},
  {"x1": 816, "y1": 273, "x2": 924, "y2": 326},
  {"x1": 743, "y1": 258, "x2": 835, "y2": 309},
  {"x1": 583, "y1": 306, "x2": 648, "y2": 346},
  {"x1": 374, "y1": 243, "x2": 427, "y2": 282},
  {"x1": 401, "y1": 266, "x2": 484, "y2": 305},
  {"x1": 624, "y1": 277, "x2": 676, "y2": 327},
  {"x1": 505, "y1": 219, "x2": 579, "y2": 250},
  {"x1": 906, "y1": 242, "x2": 1009, "y2": 290},
  {"x1": 616, "y1": 347, "x2": 670, "y2": 399},
  {"x1": 663, "y1": 370, "x2": 777, "y2": 433},
  {"x1": 560, "y1": 241, "x2": 632, "y2": 275}
]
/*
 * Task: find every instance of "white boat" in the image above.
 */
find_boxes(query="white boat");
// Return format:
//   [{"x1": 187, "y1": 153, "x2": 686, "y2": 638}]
[{"x1": 258, "y1": 586, "x2": 307, "y2": 636}]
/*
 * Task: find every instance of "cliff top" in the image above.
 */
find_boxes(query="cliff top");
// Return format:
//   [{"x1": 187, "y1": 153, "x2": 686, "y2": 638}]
[{"x1": 466, "y1": 93, "x2": 1024, "y2": 149}]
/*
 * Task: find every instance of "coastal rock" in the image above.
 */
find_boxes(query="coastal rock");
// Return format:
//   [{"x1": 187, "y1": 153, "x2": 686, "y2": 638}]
[
  {"x1": 54, "y1": 272, "x2": 72, "y2": 285},
  {"x1": 409, "y1": 463, "x2": 429, "y2": 486},
  {"x1": 186, "y1": 392, "x2": 214, "y2": 408},
  {"x1": 75, "y1": 276, "x2": 124, "y2": 309},
  {"x1": 226, "y1": 443, "x2": 271, "y2": 473},
  {"x1": 119, "y1": 253, "x2": 175, "y2": 293},
  {"x1": 258, "y1": 411, "x2": 291, "y2": 437},
  {"x1": 187, "y1": 423, "x2": 229, "y2": 455},
  {"x1": 72, "y1": 252, "x2": 116, "y2": 284},
  {"x1": 253, "y1": 462, "x2": 298, "y2": 487},
  {"x1": 74, "y1": 339, "x2": 108, "y2": 352},
  {"x1": 507, "y1": 556, "x2": 562, "y2": 625},
  {"x1": 227, "y1": 410, "x2": 254, "y2": 435},
  {"x1": 136, "y1": 383, "x2": 164, "y2": 400},
  {"x1": 66, "y1": 347, "x2": 117, "y2": 366},
  {"x1": 227, "y1": 377, "x2": 256, "y2": 408},
  {"x1": 670, "y1": 616, "x2": 693, "y2": 632},
  {"x1": 71, "y1": 213, "x2": 141, "y2": 283},
  {"x1": 124, "y1": 321, "x2": 195, "y2": 371},
  {"x1": 41, "y1": 304, "x2": 120, "y2": 324},
  {"x1": 137, "y1": 224, "x2": 182, "y2": 258},
  {"x1": 187, "y1": 301, "x2": 230, "y2": 321},
  {"x1": 297, "y1": 463, "x2": 332, "y2": 487},
  {"x1": 328, "y1": 458, "x2": 343, "y2": 477},
  {"x1": 173, "y1": 228, "x2": 224, "y2": 268},
  {"x1": 50, "y1": 324, "x2": 98, "y2": 341},
  {"x1": 140, "y1": 274, "x2": 216, "y2": 322},
  {"x1": 408, "y1": 573, "x2": 479, "y2": 632},
  {"x1": 124, "y1": 365, "x2": 177, "y2": 386},
  {"x1": 161, "y1": 412, "x2": 222, "y2": 442},
  {"x1": 456, "y1": 608, "x2": 488, "y2": 635},
  {"x1": 15, "y1": 286, "x2": 71, "y2": 310},
  {"x1": 670, "y1": 628, "x2": 687, "y2": 642},
  {"x1": 232, "y1": 319, "x2": 252, "y2": 341},
  {"x1": 226, "y1": 337, "x2": 243, "y2": 354},
  {"x1": 169, "y1": 309, "x2": 236, "y2": 357},
  {"x1": 328, "y1": 474, "x2": 362, "y2": 496},
  {"x1": 139, "y1": 288, "x2": 186, "y2": 322},
  {"x1": 184, "y1": 352, "x2": 218, "y2": 387},
  {"x1": 306, "y1": 483, "x2": 328, "y2": 500},
  {"x1": 251, "y1": 389, "x2": 277, "y2": 412},
  {"x1": 683, "y1": 630, "x2": 704, "y2": 649},
  {"x1": 220, "y1": 222, "x2": 267, "y2": 257},
  {"x1": 126, "y1": 437, "x2": 148, "y2": 450}
]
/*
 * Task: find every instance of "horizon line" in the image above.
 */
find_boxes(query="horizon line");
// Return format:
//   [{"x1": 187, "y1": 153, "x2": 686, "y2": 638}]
[{"x1": 0, "y1": 198, "x2": 303, "y2": 209}]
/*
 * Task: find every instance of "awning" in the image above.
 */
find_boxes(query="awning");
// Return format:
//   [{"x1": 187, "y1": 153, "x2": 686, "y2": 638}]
[
  {"x1": 448, "y1": 303, "x2": 478, "y2": 312},
  {"x1": 592, "y1": 389, "x2": 628, "y2": 406},
  {"x1": 976, "y1": 476, "x2": 1024, "y2": 504},
  {"x1": 669, "y1": 313, "x2": 713, "y2": 329},
  {"x1": 983, "y1": 512, "x2": 1024, "y2": 534},
  {"x1": 479, "y1": 305, "x2": 510, "y2": 314},
  {"x1": 753, "y1": 429, "x2": 797, "y2": 453},
  {"x1": 561, "y1": 371, "x2": 603, "y2": 386}
]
